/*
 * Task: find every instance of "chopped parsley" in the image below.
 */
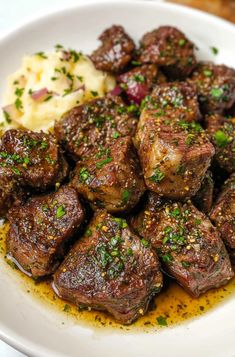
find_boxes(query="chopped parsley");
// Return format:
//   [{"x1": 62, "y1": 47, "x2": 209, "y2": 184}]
[
  {"x1": 56, "y1": 205, "x2": 66, "y2": 219},
  {"x1": 15, "y1": 87, "x2": 24, "y2": 97},
  {"x1": 77, "y1": 75, "x2": 83, "y2": 82},
  {"x1": 35, "y1": 51, "x2": 48, "y2": 59},
  {"x1": 44, "y1": 95, "x2": 53, "y2": 102},
  {"x1": 63, "y1": 304, "x2": 71, "y2": 312},
  {"x1": 3, "y1": 110, "x2": 11, "y2": 124},
  {"x1": 210, "y1": 46, "x2": 219, "y2": 55},
  {"x1": 203, "y1": 69, "x2": 212, "y2": 77},
  {"x1": 182, "y1": 261, "x2": 190, "y2": 268},
  {"x1": 131, "y1": 60, "x2": 141, "y2": 66},
  {"x1": 79, "y1": 167, "x2": 92, "y2": 183},
  {"x1": 162, "y1": 253, "x2": 173, "y2": 263},
  {"x1": 55, "y1": 44, "x2": 64, "y2": 50},
  {"x1": 15, "y1": 98, "x2": 23, "y2": 110},
  {"x1": 156, "y1": 316, "x2": 168, "y2": 326},
  {"x1": 70, "y1": 49, "x2": 81, "y2": 63},
  {"x1": 210, "y1": 87, "x2": 224, "y2": 99},
  {"x1": 149, "y1": 168, "x2": 165, "y2": 183},
  {"x1": 113, "y1": 217, "x2": 127, "y2": 229},
  {"x1": 141, "y1": 239, "x2": 150, "y2": 248},
  {"x1": 214, "y1": 130, "x2": 229, "y2": 147},
  {"x1": 113, "y1": 131, "x2": 120, "y2": 139},
  {"x1": 178, "y1": 38, "x2": 186, "y2": 46},
  {"x1": 122, "y1": 189, "x2": 130, "y2": 204},
  {"x1": 41, "y1": 141, "x2": 48, "y2": 150},
  {"x1": 90, "y1": 90, "x2": 98, "y2": 97},
  {"x1": 96, "y1": 157, "x2": 113, "y2": 169},
  {"x1": 133, "y1": 74, "x2": 145, "y2": 83}
]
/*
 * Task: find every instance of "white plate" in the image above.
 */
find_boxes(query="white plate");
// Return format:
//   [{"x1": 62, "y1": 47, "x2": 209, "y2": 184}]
[{"x1": 0, "y1": 1, "x2": 235, "y2": 356}]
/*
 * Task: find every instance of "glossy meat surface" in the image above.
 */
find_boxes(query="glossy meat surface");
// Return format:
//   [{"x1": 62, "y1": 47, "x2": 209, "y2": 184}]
[
  {"x1": 53, "y1": 210, "x2": 163, "y2": 324},
  {"x1": 138, "y1": 26, "x2": 196, "y2": 79},
  {"x1": 7, "y1": 186, "x2": 84, "y2": 277},
  {"x1": 0, "y1": 129, "x2": 69, "y2": 190},
  {"x1": 189, "y1": 62, "x2": 235, "y2": 113},
  {"x1": 90, "y1": 25, "x2": 135, "y2": 73},
  {"x1": 0, "y1": 167, "x2": 25, "y2": 216},
  {"x1": 130, "y1": 192, "x2": 234, "y2": 297},
  {"x1": 210, "y1": 174, "x2": 235, "y2": 249},
  {"x1": 206, "y1": 113, "x2": 235, "y2": 173},
  {"x1": 140, "y1": 81, "x2": 201, "y2": 122},
  {"x1": 54, "y1": 95, "x2": 137, "y2": 161},
  {"x1": 135, "y1": 88, "x2": 214, "y2": 199},
  {"x1": 193, "y1": 171, "x2": 214, "y2": 214},
  {"x1": 70, "y1": 136, "x2": 145, "y2": 213}
]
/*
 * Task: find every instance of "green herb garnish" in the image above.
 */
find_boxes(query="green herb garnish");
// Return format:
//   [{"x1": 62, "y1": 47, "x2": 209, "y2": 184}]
[
  {"x1": 149, "y1": 168, "x2": 165, "y2": 183},
  {"x1": 214, "y1": 130, "x2": 229, "y2": 147},
  {"x1": 156, "y1": 316, "x2": 168, "y2": 326},
  {"x1": 122, "y1": 189, "x2": 130, "y2": 204},
  {"x1": 56, "y1": 205, "x2": 66, "y2": 219},
  {"x1": 96, "y1": 157, "x2": 113, "y2": 169}
]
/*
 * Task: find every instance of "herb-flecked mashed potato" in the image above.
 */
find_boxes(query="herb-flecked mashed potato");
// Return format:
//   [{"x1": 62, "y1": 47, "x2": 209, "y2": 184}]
[{"x1": 1, "y1": 45, "x2": 115, "y2": 132}]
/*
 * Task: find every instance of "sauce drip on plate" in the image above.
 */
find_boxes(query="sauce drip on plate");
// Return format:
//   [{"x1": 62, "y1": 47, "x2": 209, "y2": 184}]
[{"x1": 0, "y1": 220, "x2": 234, "y2": 331}]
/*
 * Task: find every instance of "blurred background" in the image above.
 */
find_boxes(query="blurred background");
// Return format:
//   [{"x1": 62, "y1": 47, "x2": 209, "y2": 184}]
[{"x1": 167, "y1": 0, "x2": 235, "y2": 22}]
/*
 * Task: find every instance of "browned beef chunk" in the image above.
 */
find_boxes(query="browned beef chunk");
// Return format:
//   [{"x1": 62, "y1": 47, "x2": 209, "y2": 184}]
[
  {"x1": 0, "y1": 167, "x2": 25, "y2": 216},
  {"x1": 118, "y1": 64, "x2": 166, "y2": 104},
  {"x1": 7, "y1": 185, "x2": 84, "y2": 277},
  {"x1": 140, "y1": 82, "x2": 201, "y2": 122},
  {"x1": 189, "y1": 62, "x2": 235, "y2": 114},
  {"x1": 210, "y1": 174, "x2": 235, "y2": 249},
  {"x1": 54, "y1": 95, "x2": 137, "y2": 161},
  {"x1": 70, "y1": 136, "x2": 145, "y2": 213},
  {"x1": 205, "y1": 113, "x2": 235, "y2": 173},
  {"x1": 130, "y1": 192, "x2": 234, "y2": 297},
  {"x1": 90, "y1": 25, "x2": 135, "y2": 73},
  {"x1": 135, "y1": 92, "x2": 214, "y2": 199},
  {"x1": 138, "y1": 26, "x2": 196, "y2": 79},
  {"x1": 53, "y1": 210, "x2": 163, "y2": 324},
  {"x1": 0, "y1": 130, "x2": 69, "y2": 190},
  {"x1": 193, "y1": 171, "x2": 214, "y2": 214}
]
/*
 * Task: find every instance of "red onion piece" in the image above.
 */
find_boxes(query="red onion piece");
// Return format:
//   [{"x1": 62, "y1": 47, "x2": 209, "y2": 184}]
[
  {"x1": 73, "y1": 84, "x2": 86, "y2": 92},
  {"x1": 62, "y1": 51, "x2": 71, "y2": 61},
  {"x1": 110, "y1": 85, "x2": 122, "y2": 96},
  {"x1": 126, "y1": 83, "x2": 149, "y2": 105},
  {"x1": 31, "y1": 88, "x2": 49, "y2": 101}
]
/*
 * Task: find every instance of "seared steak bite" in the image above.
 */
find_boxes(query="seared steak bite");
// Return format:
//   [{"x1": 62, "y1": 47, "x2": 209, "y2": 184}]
[
  {"x1": 193, "y1": 171, "x2": 214, "y2": 214},
  {"x1": 7, "y1": 186, "x2": 84, "y2": 277},
  {"x1": 140, "y1": 82, "x2": 201, "y2": 122},
  {"x1": 210, "y1": 174, "x2": 235, "y2": 249},
  {"x1": 206, "y1": 113, "x2": 235, "y2": 173},
  {"x1": 90, "y1": 25, "x2": 135, "y2": 73},
  {"x1": 118, "y1": 64, "x2": 166, "y2": 104},
  {"x1": 0, "y1": 167, "x2": 25, "y2": 216},
  {"x1": 53, "y1": 210, "x2": 163, "y2": 324},
  {"x1": 138, "y1": 26, "x2": 196, "y2": 79},
  {"x1": 189, "y1": 62, "x2": 235, "y2": 114},
  {"x1": 135, "y1": 100, "x2": 214, "y2": 199},
  {"x1": 54, "y1": 95, "x2": 137, "y2": 161},
  {"x1": 70, "y1": 136, "x2": 145, "y2": 213},
  {"x1": 0, "y1": 129, "x2": 69, "y2": 190},
  {"x1": 130, "y1": 192, "x2": 234, "y2": 297}
]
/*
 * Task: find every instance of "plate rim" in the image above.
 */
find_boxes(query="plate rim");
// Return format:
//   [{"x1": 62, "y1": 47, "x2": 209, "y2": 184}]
[{"x1": 0, "y1": 1, "x2": 235, "y2": 356}]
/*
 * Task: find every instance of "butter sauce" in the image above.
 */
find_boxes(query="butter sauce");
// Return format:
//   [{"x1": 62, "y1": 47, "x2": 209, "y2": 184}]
[{"x1": 0, "y1": 221, "x2": 234, "y2": 331}]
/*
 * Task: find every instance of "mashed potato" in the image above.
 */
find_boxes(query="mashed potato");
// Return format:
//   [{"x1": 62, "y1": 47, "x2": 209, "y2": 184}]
[{"x1": 1, "y1": 46, "x2": 115, "y2": 132}]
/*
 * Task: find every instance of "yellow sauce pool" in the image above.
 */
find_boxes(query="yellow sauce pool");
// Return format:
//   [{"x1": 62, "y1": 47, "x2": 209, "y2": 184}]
[{"x1": 1, "y1": 221, "x2": 234, "y2": 331}]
